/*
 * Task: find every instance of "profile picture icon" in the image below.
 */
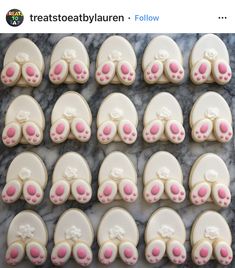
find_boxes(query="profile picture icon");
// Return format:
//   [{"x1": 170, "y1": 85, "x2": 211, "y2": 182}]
[{"x1": 6, "y1": 9, "x2": 24, "y2": 27}]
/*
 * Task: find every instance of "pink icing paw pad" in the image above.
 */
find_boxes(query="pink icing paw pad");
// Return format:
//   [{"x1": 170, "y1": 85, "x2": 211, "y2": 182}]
[
  {"x1": 165, "y1": 180, "x2": 186, "y2": 203},
  {"x1": 50, "y1": 118, "x2": 70, "y2": 143},
  {"x1": 51, "y1": 242, "x2": 71, "y2": 266},
  {"x1": 214, "y1": 118, "x2": 233, "y2": 143},
  {"x1": 22, "y1": 122, "x2": 43, "y2": 145},
  {"x1": 98, "y1": 242, "x2": 117, "y2": 265},
  {"x1": 69, "y1": 60, "x2": 89, "y2": 84},
  {"x1": 22, "y1": 62, "x2": 42, "y2": 87},
  {"x1": 212, "y1": 183, "x2": 231, "y2": 207},
  {"x1": 49, "y1": 60, "x2": 68, "y2": 84},
  {"x1": 143, "y1": 120, "x2": 164, "y2": 143},
  {"x1": 26, "y1": 241, "x2": 47, "y2": 265},
  {"x1": 2, "y1": 180, "x2": 22, "y2": 203},
  {"x1": 1, "y1": 62, "x2": 21, "y2": 86},
  {"x1": 214, "y1": 241, "x2": 233, "y2": 265},
  {"x1": 96, "y1": 61, "x2": 115, "y2": 85},
  {"x1": 119, "y1": 241, "x2": 138, "y2": 265},
  {"x1": 50, "y1": 180, "x2": 70, "y2": 205},
  {"x1": 71, "y1": 118, "x2": 91, "y2": 142},
  {"x1": 167, "y1": 240, "x2": 186, "y2": 264},
  {"x1": 23, "y1": 180, "x2": 43, "y2": 205},
  {"x1": 73, "y1": 243, "x2": 92, "y2": 266},
  {"x1": 192, "y1": 119, "x2": 213, "y2": 142},
  {"x1": 118, "y1": 119, "x2": 137, "y2": 144},
  {"x1": 145, "y1": 239, "x2": 165, "y2": 264},
  {"x1": 2, "y1": 122, "x2": 21, "y2": 147},
  {"x1": 98, "y1": 180, "x2": 117, "y2": 204},
  {"x1": 165, "y1": 59, "x2": 184, "y2": 83},
  {"x1": 165, "y1": 120, "x2": 185, "y2": 143},
  {"x1": 5, "y1": 242, "x2": 25, "y2": 265},
  {"x1": 143, "y1": 180, "x2": 164, "y2": 203},
  {"x1": 191, "y1": 59, "x2": 211, "y2": 84},
  {"x1": 118, "y1": 179, "x2": 138, "y2": 203},
  {"x1": 192, "y1": 240, "x2": 212, "y2": 265},
  {"x1": 97, "y1": 121, "x2": 117, "y2": 144},
  {"x1": 71, "y1": 179, "x2": 92, "y2": 204},
  {"x1": 212, "y1": 60, "x2": 232, "y2": 85},
  {"x1": 190, "y1": 182, "x2": 211, "y2": 205},
  {"x1": 117, "y1": 60, "x2": 136, "y2": 85},
  {"x1": 144, "y1": 60, "x2": 164, "y2": 84}
]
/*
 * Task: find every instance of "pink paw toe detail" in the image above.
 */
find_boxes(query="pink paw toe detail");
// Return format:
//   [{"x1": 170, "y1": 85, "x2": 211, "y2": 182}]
[
  {"x1": 49, "y1": 60, "x2": 68, "y2": 84},
  {"x1": 165, "y1": 180, "x2": 186, "y2": 203},
  {"x1": 50, "y1": 181, "x2": 70, "y2": 205},
  {"x1": 192, "y1": 241, "x2": 212, "y2": 265},
  {"x1": 165, "y1": 59, "x2": 184, "y2": 83},
  {"x1": 69, "y1": 60, "x2": 89, "y2": 84},
  {"x1": 2, "y1": 123, "x2": 21, "y2": 147},
  {"x1": 145, "y1": 240, "x2": 165, "y2": 264},
  {"x1": 119, "y1": 242, "x2": 138, "y2": 265},
  {"x1": 143, "y1": 120, "x2": 164, "y2": 143},
  {"x1": 191, "y1": 59, "x2": 211, "y2": 84},
  {"x1": 144, "y1": 180, "x2": 164, "y2": 203},
  {"x1": 5, "y1": 243, "x2": 25, "y2": 266},
  {"x1": 1, "y1": 62, "x2": 21, "y2": 86},
  {"x1": 214, "y1": 118, "x2": 233, "y2": 143},
  {"x1": 22, "y1": 122, "x2": 43, "y2": 145},
  {"x1": 144, "y1": 61, "x2": 163, "y2": 84},
  {"x1": 71, "y1": 179, "x2": 92, "y2": 204},
  {"x1": 118, "y1": 120, "x2": 137, "y2": 144},
  {"x1": 22, "y1": 62, "x2": 42, "y2": 87},
  {"x1": 214, "y1": 241, "x2": 233, "y2": 265},
  {"x1": 51, "y1": 242, "x2": 71, "y2": 266},
  {"x1": 213, "y1": 60, "x2": 232, "y2": 85},
  {"x1": 99, "y1": 242, "x2": 117, "y2": 265},
  {"x1": 23, "y1": 181, "x2": 43, "y2": 205},
  {"x1": 212, "y1": 183, "x2": 231, "y2": 207},
  {"x1": 98, "y1": 181, "x2": 117, "y2": 204},
  {"x1": 26, "y1": 242, "x2": 47, "y2": 265},
  {"x1": 97, "y1": 121, "x2": 117, "y2": 144},
  {"x1": 117, "y1": 61, "x2": 136, "y2": 85},
  {"x1": 192, "y1": 119, "x2": 213, "y2": 142},
  {"x1": 167, "y1": 240, "x2": 186, "y2": 264},
  {"x1": 73, "y1": 243, "x2": 92, "y2": 266},
  {"x1": 50, "y1": 118, "x2": 70, "y2": 143},
  {"x1": 96, "y1": 61, "x2": 115, "y2": 85},
  {"x1": 71, "y1": 118, "x2": 91, "y2": 142},
  {"x1": 190, "y1": 182, "x2": 211, "y2": 205},
  {"x1": 2, "y1": 180, "x2": 22, "y2": 203},
  {"x1": 165, "y1": 120, "x2": 185, "y2": 143},
  {"x1": 119, "y1": 179, "x2": 138, "y2": 203}
]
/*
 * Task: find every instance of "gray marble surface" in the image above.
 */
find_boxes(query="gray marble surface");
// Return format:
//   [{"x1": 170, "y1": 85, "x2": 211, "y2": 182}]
[{"x1": 0, "y1": 34, "x2": 234, "y2": 268}]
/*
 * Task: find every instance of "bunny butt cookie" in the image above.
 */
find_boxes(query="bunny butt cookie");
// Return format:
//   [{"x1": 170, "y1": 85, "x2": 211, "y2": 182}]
[
  {"x1": 49, "y1": 36, "x2": 89, "y2": 85},
  {"x1": 143, "y1": 92, "x2": 185, "y2": 144},
  {"x1": 50, "y1": 91, "x2": 92, "y2": 144},
  {"x1": 2, "y1": 95, "x2": 45, "y2": 147},
  {"x1": 97, "y1": 208, "x2": 139, "y2": 265},
  {"x1": 2, "y1": 152, "x2": 47, "y2": 205},
  {"x1": 189, "y1": 153, "x2": 231, "y2": 207},
  {"x1": 5, "y1": 211, "x2": 48, "y2": 266},
  {"x1": 51, "y1": 209, "x2": 94, "y2": 266},
  {"x1": 50, "y1": 152, "x2": 92, "y2": 204},
  {"x1": 97, "y1": 151, "x2": 137, "y2": 204},
  {"x1": 142, "y1": 35, "x2": 184, "y2": 84},
  {"x1": 1, "y1": 38, "x2": 44, "y2": 87},
  {"x1": 145, "y1": 208, "x2": 186, "y2": 264},
  {"x1": 191, "y1": 211, "x2": 233, "y2": 265},
  {"x1": 190, "y1": 92, "x2": 233, "y2": 143},
  {"x1": 143, "y1": 151, "x2": 185, "y2": 203},
  {"x1": 97, "y1": 93, "x2": 138, "y2": 144},
  {"x1": 95, "y1": 36, "x2": 136, "y2": 86},
  {"x1": 190, "y1": 34, "x2": 232, "y2": 85}
]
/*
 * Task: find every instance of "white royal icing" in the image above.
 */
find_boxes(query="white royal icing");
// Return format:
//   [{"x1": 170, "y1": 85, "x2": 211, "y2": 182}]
[
  {"x1": 157, "y1": 107, "x2": 172, "y2": 121},
  {"x1": 204, "y1": 107, "x2": 219, "y2": 120},
  {"x1": 64, "y1": 166, "x2": 78, "y2": 180},
  {"x1": 109, "y1": 225, "x2": 125, "y2": 240},
  {"x1": 204, "y1": 169, "x2": 218, "y2": 183},
  {"x1": 156, "y1": 49, "x2": 169, "y2": 61},
  {"x1": 15, "y1": 52, "x2": 30, "y2": 64},
  {"x1": 157, "y1": 167, "x2": 170, "y2": 180},
  {"x1": 17, "y1": 224, "x2": 35, "y2": 241},
  {"x1": 16, "y1": 110, "x2": 30, "y2": 123},
  {"x1": 204, "y1": 48, "x2": 218, "y2": 61},
  {"x1": 110, "y1": 168, "x2": 124, "y2": 181},
  {"x1": 108, "y1": 50, "x2": 122, "y2": 62},
  {"x1": 204, "y1": 226, "x2": 220, "y2": 240},
  {"x1": 110, "y1": 108, "x2": 123, "y2": 121},
  {"x1": 65, "y1": 225, "x2": 82, "y2": 242},
  {"x1": 63, "y1": 107, "x2": 77, "y2": 120},
  {"x1": 158, "y1": 225, "x2": 175, "y2": 239},
  {"x1": 62, "y1": 49, "x2": 77, "y2": 62},
  {"x1": 18, "y1": 167, "x2": 32, "y2": 180}
]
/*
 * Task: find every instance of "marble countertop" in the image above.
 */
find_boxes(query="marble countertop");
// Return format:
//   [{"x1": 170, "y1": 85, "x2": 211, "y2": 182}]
[{"x1": 0, "y1": 33, "x2": 234, "y2": 268}]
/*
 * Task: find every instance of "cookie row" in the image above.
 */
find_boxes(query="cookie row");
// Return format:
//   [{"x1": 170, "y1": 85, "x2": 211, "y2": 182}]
[
  {"x1": 1, "y1": 151, "x2": 231, "y2": 208},
  {"x1": 5, "y1": 208, "x2": 233, "y2": 266},
  {"x1": 1, "y1": 34, "x2": 232, "y2": 87},
  {"x1": 2, "y1": 91, "x2": 233, "y2": 147}
]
